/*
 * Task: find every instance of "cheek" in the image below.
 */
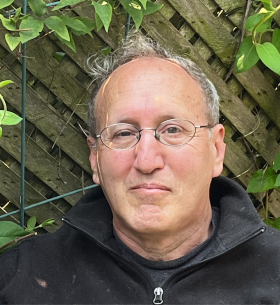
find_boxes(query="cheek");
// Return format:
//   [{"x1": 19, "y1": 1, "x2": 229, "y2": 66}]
[{"x1": 98, "y1": 150, "x2": 133, "y2": 179}]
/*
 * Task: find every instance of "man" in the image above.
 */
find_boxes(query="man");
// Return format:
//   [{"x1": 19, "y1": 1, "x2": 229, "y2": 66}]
[{"x1": 0, "y1": 33, "x2": 280, "y2": 304}]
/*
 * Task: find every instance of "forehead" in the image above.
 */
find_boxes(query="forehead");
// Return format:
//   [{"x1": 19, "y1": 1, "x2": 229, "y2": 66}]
[{"x1": 95, "y1": 57, "x2": 206, "y2": 126}]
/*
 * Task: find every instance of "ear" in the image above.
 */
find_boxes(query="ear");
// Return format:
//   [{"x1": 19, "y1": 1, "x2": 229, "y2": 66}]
[
  {"x1": 211, "y1": 124, "x2": 226, "y2": 178},
  {"x1": 87, "y1": 136, "x2": 100, "y2": 185}
]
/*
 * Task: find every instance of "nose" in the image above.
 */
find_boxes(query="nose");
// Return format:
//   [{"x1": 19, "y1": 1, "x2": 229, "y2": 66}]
[{"x1": 133, "y1": 129, "x2": 165, "y2": 174}]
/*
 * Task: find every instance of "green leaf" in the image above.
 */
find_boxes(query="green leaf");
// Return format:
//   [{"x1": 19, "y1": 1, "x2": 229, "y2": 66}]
[
  {"x1": 27, "y1": 0, "x2": 46, "y2": 17},
  {"x1": 59, "y1": 15, "x2": 92, "y2": 35},
  {"x1": 0, "y1": 126, "x2": 2, "y2": 138},
  {"x1": 142, "y1": 1, "x2": 162, "y2": 15},
  {"x1": 10, "y1": 7, "x2": 21, "y2": 23},
  {"x1": 0, "y1": 111, "x2": 22, "y2": 125},
  {"x1": 0, "y1": 80, "x2": 13, "y2": 88},
  {"x1": 52, "y1": 0, "x2": 85, "y2": 11},
  {"x1": 19, "y1": 17, "x2": 44, "y2": 44},
  {"x1": 44, "y1": 16, "x2": 70, "y2": 41},
  {"x1": 256, "y1": 42, "x2": 280, "y2": 75},
  {"x1": 260, "y1": 0, "x2": 275, "y2": 11},
  {"x1": 247, "y1": 167, "x2": 277, "y2": 193},
  {"x1": 101, "y1": 45, "x2": 111, "y2": 55},
  {"x1": 5, "y1": 33, "x2": 21, "y2": 51},
  {"x1": 41, "y1": 218, "x2": 55, "y2": 227},
  {"x1": 273, "y1": 217, "x2": 280, "y2": 230},
  {"x1": 273, "y1": 152, "x2": 280, "y2": 172},
  {"x1": 0, "y1": 221, "x2": 28, "y2": 248},
  {"x1": 121, "y1": 0, "x2": 143, "y2": 29},
  {"x1": 275, "y1": 174, "x2": 280, "y2": 187},
  {"x1": 137, "y1": 0, "x2": 147, "y2": 9},
  {"x1": 235, "y1": 36, "x2": 259, "y2": 73},
  {"x1": 26, "y1": 216, "x2": 36, "y2": 232},
  {"x1": 0, "y1": 0, "x2": 14, "y2": 9},
  {"x1": 0, "y1": 15, "x2": 16, "y2": 31},
  {"x1": 74, "y1": 17, "x2": 96, "y2": 31},
  {"x1": 95, "y1": 11, "x2": 103, "y2": 31},
  {"x1": 54, "y1": 31, "x2": 76, "y2": 52},
  {"x1": 245, "y1": 13, "x2": 272, "y2": 32},
  {"x1": 92, "y1": 1, "x2": 112, "y2": 33},
  {"x1": 272, "y1": 28, "x2": 280, "y2": 52}
]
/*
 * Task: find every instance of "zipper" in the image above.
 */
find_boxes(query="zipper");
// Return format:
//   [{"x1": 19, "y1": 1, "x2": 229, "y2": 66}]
[{"x1": 153, "y1": 287, "x2": 163, "y2": 304}]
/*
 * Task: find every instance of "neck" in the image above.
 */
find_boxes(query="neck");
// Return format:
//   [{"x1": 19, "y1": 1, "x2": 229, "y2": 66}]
[{"x1": 114, "y1": 208, "x2": 212, "y2": 261}]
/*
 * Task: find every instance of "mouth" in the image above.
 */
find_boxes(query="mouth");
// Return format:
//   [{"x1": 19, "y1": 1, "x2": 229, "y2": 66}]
[{"x1": 130, "y1": 183, "x2": 171, "y2": 192}]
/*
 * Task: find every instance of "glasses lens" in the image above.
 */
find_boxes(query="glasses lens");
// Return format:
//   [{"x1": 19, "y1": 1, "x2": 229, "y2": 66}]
[
  {"x1": 156, "y1": 119, "x2": 195, "y2": 146},
  {"x1": 101, "y1": 124, "x2": 139, "y2": 149}
]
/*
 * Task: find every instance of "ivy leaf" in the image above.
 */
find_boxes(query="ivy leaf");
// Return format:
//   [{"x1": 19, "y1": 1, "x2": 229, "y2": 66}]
[
  {"x1": 52, "y1": 0, "x2": 86, "y2": 11},
  {"x1": 5, "y1": 33, "x2": 21, "y2": 51},
  {"x1": 27, "y1": 0, "x2": 46, "y2": 17},
  {"x1": 101, "y1": 45, "x2": 111, "y2": 55},
  {"x1": 0, "y1": 221, "x2": 28, "y2": 248},
  {"x1": 137, "y1": 0, "x2": 147, "y2": 10},
  {"x1": 0, "y1": 0, "x2": 14, "y2": 9},
  {"x1": 0, "y1": 80, "x2": 13, "y2": 88},
  {"x1": 260, "y1": 0, "x2": 275, "y2": 11},
  {"x1": 10, "y1": 7, "x2": 21, "y2": 23},
  {"x1": 54, "y1": 30, "x2": 76, "y2": 52},
  {"x1": 0, "y1": 15, "x2": 16, "y2": 31},
  {"x1": 26, "y1": 216, "x2": 36, "y2": 232},
  {"x1": 44, "y1": 16, "x2": 70, "y2": 41},
  {"x1": 275, "y1": 175, "x2": 280, "y2": 187},
  {"x1": 256, "y1": 42, "x2": 280, "y2": 76},
  {"x1": 92, "y1": 1, "x2": 112, "y2": 33},
  {"x1": 0, "y1": 111, "x2": 22, "y2": 125},
  {"x1": 235, "y1": 36, "x2": 259, "y2": 73},
  {"x1": 121, "y1": 0, "x2": 143, "y2": 29},
  {"x1": 272, "y1": 28, "x2": 280, "y2": 52},
  {"x1": 247, "y1": 167, "x2": 277, "y2": 193},
  {"x1": 40, "y1": 218, "x2": 55, "y2": 227},
  {"x1": 19, "y1": 17, "x2": 44, "y2": 44},
  {"x1": 273, "y1": 152, "x2": 280, "y2": 172},
  {"x1": 71, "y1": 17, "x2": 95, "y2": 36},
  {"x1": 246, "y1": 13, "x2": 272, "y2": 32},
  {"x1": 95, "y1": 11, "x2": 103, "y2": 31},
  {"x1": 273, "y1": 218, "x2": 280, "y2": 230},
  {"x1": 142, "y1": 1, "x2": 162, "y2": 15},
  {"x1": 59, "y1": 15, "x2": 92, "y2": 35}
]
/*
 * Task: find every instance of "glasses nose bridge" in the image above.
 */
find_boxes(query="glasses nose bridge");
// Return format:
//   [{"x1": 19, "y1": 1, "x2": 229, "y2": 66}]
[{"x1": 138, "y1": 127, "x2": 158, "y2": 142}]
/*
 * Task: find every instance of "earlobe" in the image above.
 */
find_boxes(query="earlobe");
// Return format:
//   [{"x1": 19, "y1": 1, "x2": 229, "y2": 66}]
[
  {"x1": 212, "y1": 124, "x2": 226, "y2": 178},
  {"x1": 87, "y1": 136, "x2": 100, "y2": 185}
]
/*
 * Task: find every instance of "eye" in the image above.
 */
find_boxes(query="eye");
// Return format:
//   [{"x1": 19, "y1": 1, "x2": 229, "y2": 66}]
[
  {"x1": 160, "y1": 124, "x2": 183, "y2": 135},
  {"x1": 113, "y1": 128, "x2": 137, "y2": 138}
]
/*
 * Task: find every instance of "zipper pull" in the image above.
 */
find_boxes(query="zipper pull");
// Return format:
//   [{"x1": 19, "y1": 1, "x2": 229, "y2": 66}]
[{"x1": 153, "y1": 287, "x2": 163, "y2": 304}]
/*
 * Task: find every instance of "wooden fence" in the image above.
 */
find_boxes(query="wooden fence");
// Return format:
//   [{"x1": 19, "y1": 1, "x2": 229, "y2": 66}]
[{"x1": 0, "y1": 0, "x2": 280, "y2": 232}]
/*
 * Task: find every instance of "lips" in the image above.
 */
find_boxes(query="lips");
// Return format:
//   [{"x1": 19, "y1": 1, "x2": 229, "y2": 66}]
[{"x1": 130, "y1": 183, "x2": 170, "y2": 191}]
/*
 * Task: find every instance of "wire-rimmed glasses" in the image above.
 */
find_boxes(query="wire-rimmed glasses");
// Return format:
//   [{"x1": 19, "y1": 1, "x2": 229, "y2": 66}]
[{"x1": 95, "y1": 119, "x2": 214, "y2": 150}]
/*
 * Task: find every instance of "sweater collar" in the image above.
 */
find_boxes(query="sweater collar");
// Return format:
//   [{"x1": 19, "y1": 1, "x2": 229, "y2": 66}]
[{"x1": 63, "y1": 176, "x2": 265, "y2": 253}]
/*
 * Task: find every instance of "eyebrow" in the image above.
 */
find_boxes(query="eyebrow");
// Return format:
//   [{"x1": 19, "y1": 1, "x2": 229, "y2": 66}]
[{"x1": 116, "y1": 114, "x2": 177, "y2": 127}]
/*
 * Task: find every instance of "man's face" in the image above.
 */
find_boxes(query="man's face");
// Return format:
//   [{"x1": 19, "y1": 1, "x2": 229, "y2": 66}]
[{"x1": 88, "y1": 57, "x2": 225, "y2": 239}]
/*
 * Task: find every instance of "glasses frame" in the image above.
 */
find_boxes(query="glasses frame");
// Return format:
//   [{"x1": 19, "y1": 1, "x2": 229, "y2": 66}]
[{"x1": 94, "y1": 119, "x2": 214, "y2": 150}]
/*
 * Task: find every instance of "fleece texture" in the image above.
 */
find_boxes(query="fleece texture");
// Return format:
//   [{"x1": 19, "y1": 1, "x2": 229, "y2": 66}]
[{"x1": 0, "y1": 176, "x2": 280, "y2": 304}]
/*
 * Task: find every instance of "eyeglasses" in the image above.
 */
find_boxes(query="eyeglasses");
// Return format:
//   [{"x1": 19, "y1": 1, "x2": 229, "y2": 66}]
[{"x1": 95, "y1": 119, "x2": 214, "y2": 150}]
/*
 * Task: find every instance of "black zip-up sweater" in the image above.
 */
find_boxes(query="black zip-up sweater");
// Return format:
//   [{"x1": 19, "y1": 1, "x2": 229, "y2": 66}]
[{"x1": 0, "y1": 176, "x2": 280, "y2": 304}]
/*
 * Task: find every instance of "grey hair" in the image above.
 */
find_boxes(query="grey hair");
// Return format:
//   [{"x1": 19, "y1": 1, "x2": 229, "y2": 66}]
[{"x1": 86, "y1": 32, "x2": 219, "y2": 137}]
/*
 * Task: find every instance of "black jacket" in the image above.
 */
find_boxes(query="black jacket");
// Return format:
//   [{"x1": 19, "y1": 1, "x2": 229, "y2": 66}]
[{"x1": 0, "y1": 176, "x2": 280, "y2": 304}]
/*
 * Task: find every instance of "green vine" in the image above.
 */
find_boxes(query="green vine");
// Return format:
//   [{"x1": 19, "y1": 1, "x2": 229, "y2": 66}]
[
  {"x1": 0, "y1": 0, "x2": 163, "y2": 52},
  {"x1": 247, "y1": 151, "x2": 280, "y2": 230},
  {"x1": 235, "y1": 0, "x2": 280, "y2": 76},
  {"x1": 0, "y1": 80, "x2": 22, "y2": 138}
]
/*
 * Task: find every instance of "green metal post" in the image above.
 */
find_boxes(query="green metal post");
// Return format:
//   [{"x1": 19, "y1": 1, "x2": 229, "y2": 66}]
[{"x1": 20, "y1": 0, "x2": 27, "y2": 227}]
